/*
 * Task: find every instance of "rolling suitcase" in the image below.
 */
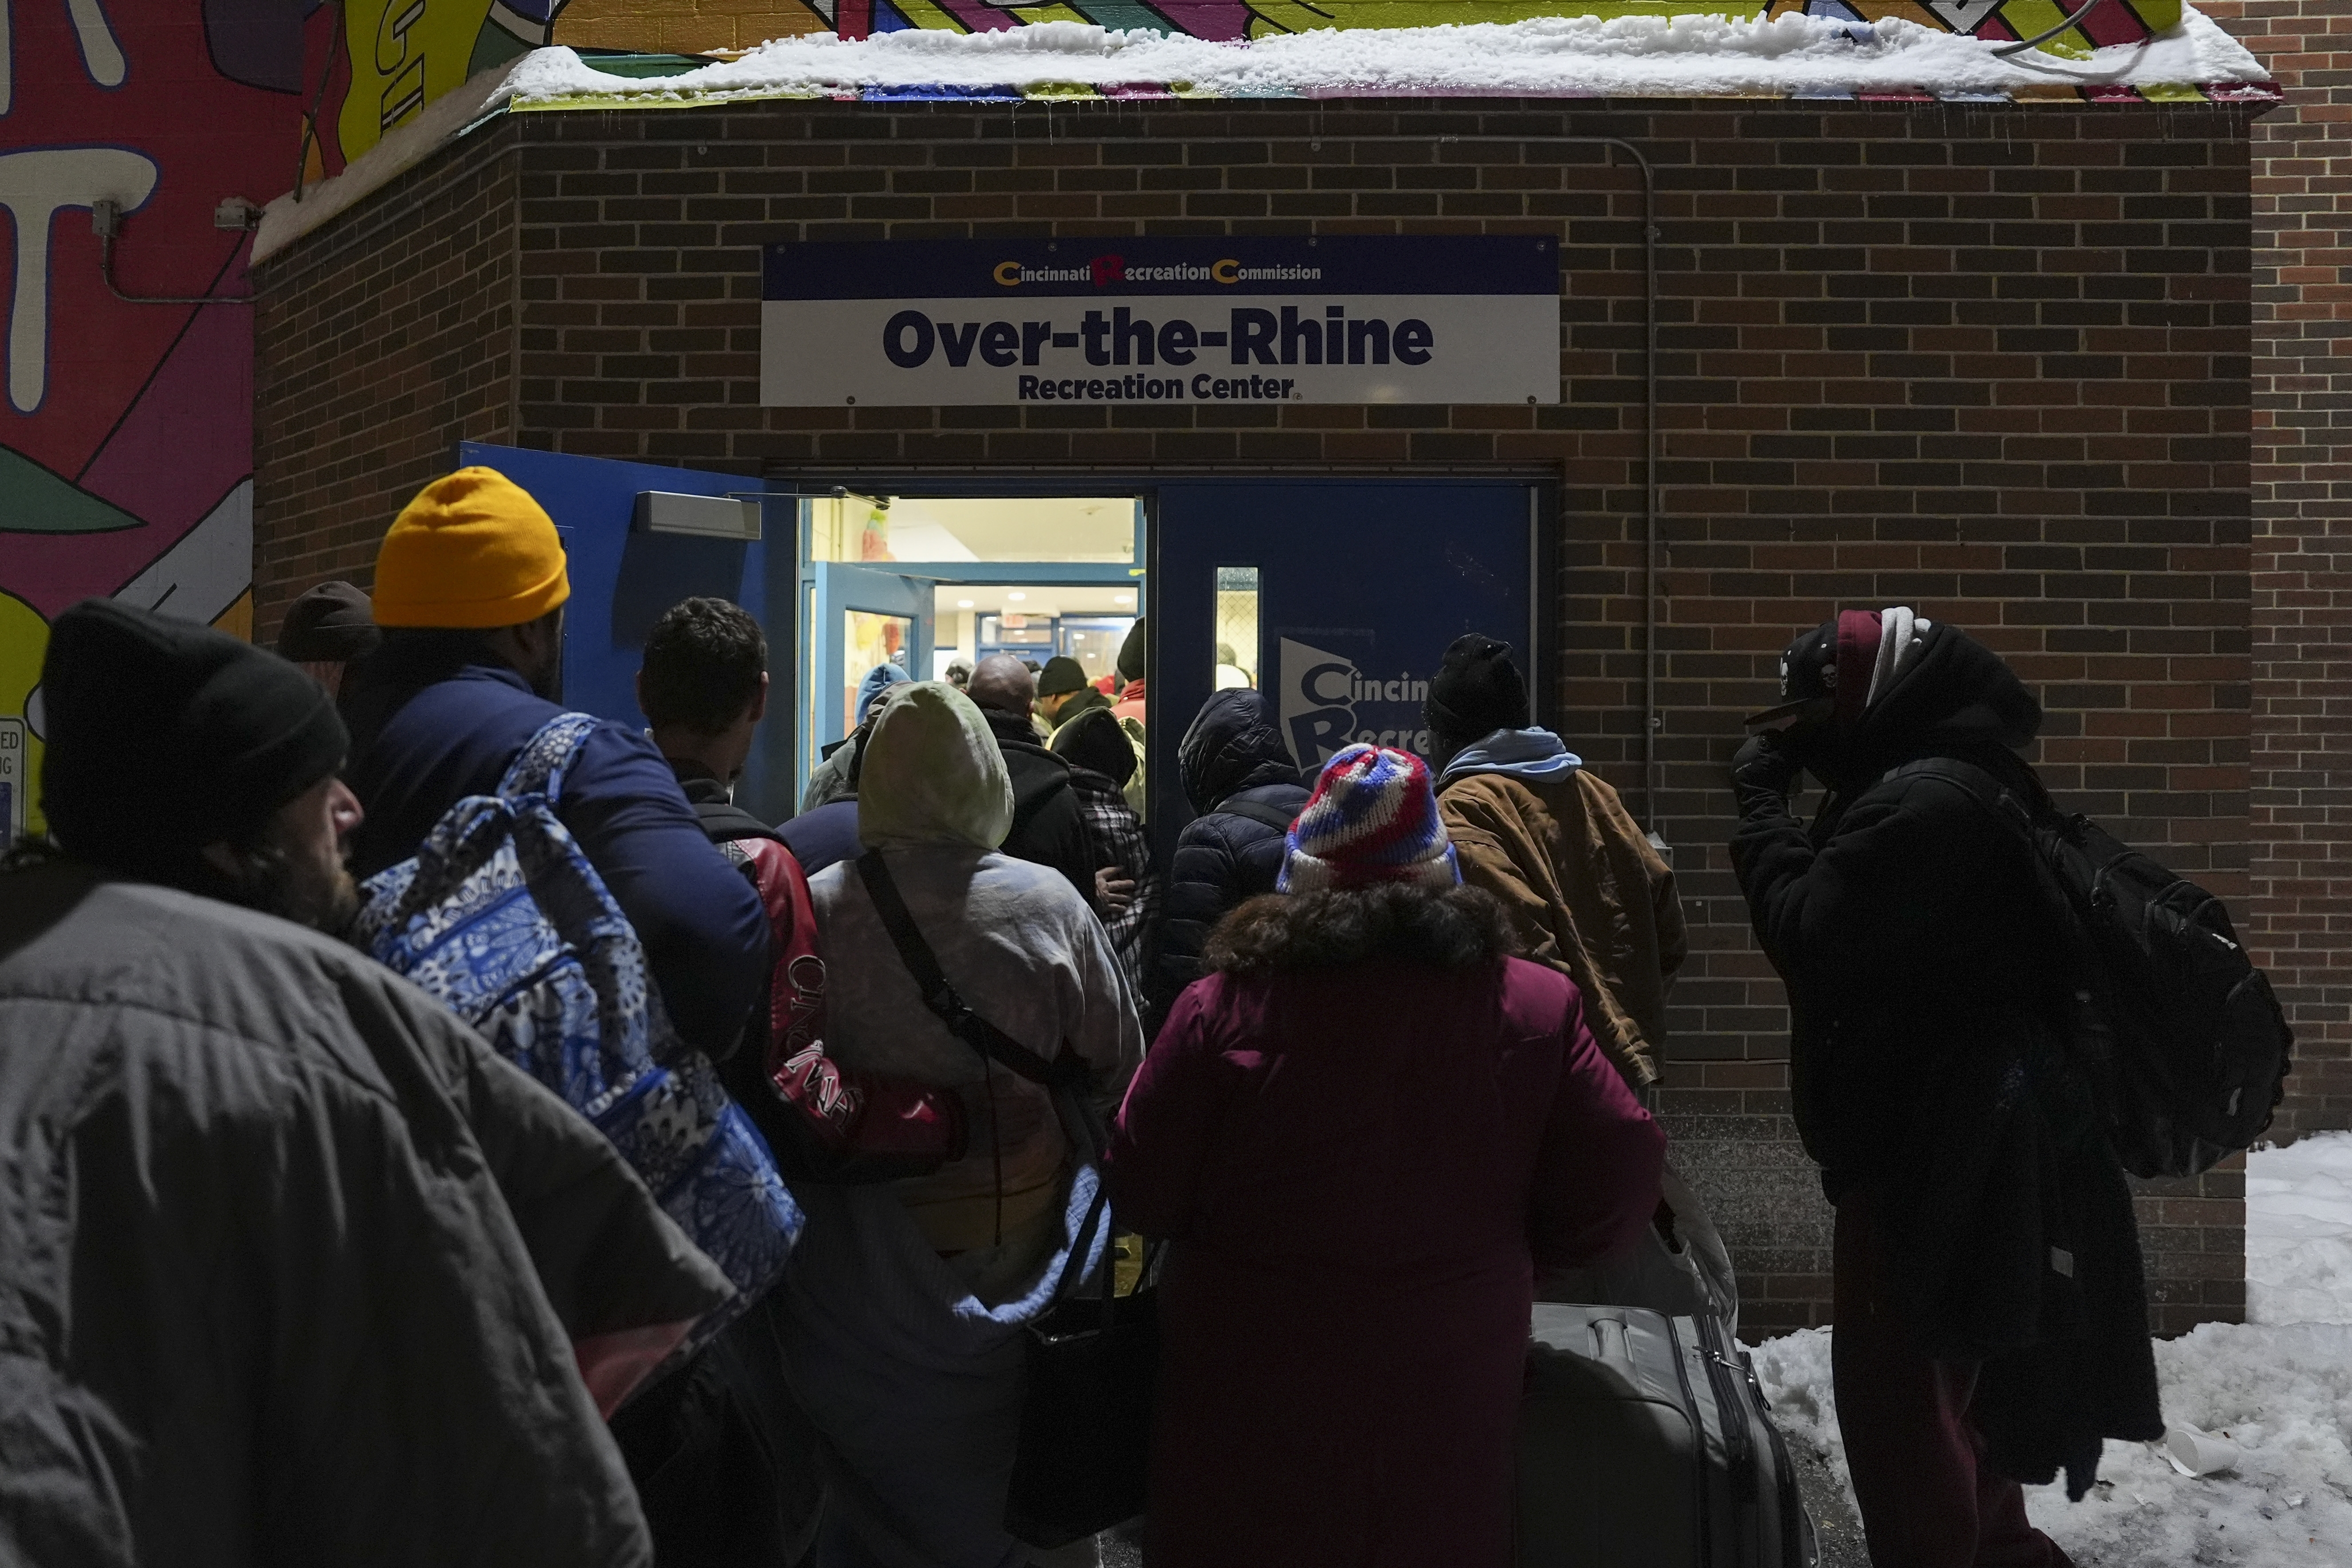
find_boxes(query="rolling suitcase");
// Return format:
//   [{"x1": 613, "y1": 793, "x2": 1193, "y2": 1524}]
[{"x1": 1517, "y1": 1305, "x2": 1817, "y2": 1568}]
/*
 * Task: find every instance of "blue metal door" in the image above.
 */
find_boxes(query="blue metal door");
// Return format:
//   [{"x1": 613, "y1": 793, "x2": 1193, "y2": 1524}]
[
  {"x1": 1151, "y1": 479, "x2": 1540, "y2": 859},
  {"x1": 453, "y1": 443, "x2": 797, "y2": 820}
]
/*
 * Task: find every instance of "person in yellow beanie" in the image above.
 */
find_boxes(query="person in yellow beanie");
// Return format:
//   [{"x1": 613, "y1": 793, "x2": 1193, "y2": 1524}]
[
  {"x1": 373, "y1": 466, "x2": 572, "y2": 631},
  {"x1": 340, "y1": 467, "x2": 768, "y2": 1060}
]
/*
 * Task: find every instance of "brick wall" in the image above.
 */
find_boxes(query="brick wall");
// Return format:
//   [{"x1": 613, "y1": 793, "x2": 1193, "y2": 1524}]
[
  {"x1": 253, "y1": 132, "x2": 521, "y2": 637},
  {"x1": 254, "y1": 96, "x2": 2258, "y2": 1333},
  {"x1": 2208, "y1": 0, "x2": 2352, "y2": 1140}
]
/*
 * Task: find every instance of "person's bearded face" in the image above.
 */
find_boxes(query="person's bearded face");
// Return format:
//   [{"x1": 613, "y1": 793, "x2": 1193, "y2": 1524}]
[{"x1": 206, "y1": 774, "x2": 366, "y2": 933}]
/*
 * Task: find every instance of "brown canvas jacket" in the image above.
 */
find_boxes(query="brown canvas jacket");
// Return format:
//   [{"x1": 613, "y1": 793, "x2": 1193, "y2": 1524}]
[{"x1": 1438, "y1": 768, "x2": 1687, "y2": 1089}]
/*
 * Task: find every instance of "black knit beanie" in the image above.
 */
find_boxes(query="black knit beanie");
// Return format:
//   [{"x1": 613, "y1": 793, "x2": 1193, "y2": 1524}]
[
  {"x1": 1036, "y1": 655, "x2": 1090, "y2": 699},
  {"x1": 41, "y1": 599, "x2": 349, "y2": 873},
  {"x1": 1116, "y1": 617, "x2": 1147, "y2": 683},
  {"x1": 275, "y1": 580, "x2": 381, "y2": 663},
  {"x1": 1425, "y1": 633, "x2": 1530, "y2": 748},
  {"x1": 1049, "y1": 706, "x2": 1137, "y2": 788}
]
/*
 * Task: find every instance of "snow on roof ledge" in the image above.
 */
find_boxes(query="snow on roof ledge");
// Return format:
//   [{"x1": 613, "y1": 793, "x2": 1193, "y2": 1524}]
[
  {"x1": 502, "y1": 8, "x2": 2273, "y2": 108},
  {"x1": 254, "y1": 8, "x2": 2275, "y2": 265}
]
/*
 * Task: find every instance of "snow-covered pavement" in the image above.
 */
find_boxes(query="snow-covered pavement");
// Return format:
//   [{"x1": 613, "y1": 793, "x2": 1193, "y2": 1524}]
[{"x1": 1752, "y1": 1133, "x2": 2352, "y2": 1567}]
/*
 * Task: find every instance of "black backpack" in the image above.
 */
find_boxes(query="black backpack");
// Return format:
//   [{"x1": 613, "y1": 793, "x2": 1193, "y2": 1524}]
[{"x1": 1895, "y1": 759, "x2": 2293, "y2": 1180}]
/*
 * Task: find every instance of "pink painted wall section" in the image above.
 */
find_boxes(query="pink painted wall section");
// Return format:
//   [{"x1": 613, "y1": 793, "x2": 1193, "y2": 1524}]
[{"x1": 0, "y1": 2, "x2": 310, "y2": 840}]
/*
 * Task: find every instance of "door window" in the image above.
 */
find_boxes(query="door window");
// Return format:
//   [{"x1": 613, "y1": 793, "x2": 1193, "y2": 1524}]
[
  {"x1": 842, "y1": 611, "x2": 913, "y2": 731},
  {"x1": 1215, "y1": 566, "x2": 1261, "y2": 690}
]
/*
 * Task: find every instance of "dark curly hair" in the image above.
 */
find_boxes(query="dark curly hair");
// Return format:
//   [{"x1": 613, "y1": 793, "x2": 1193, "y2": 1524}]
[
  {"x1": 1203, "y1": 882, "x2": 1520, "y2": 976},
  {"x1": 640, "y1": 597, "x2": 767, "y2": 734}
]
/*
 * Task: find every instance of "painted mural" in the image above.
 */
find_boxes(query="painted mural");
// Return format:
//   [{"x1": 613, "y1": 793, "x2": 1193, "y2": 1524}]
[
  {"x1": 303, "y1": 0, "x2": 574, "y2": 180},
  {"x1": 0, "y1": 0, "x2": 322, "y2": 841},
  {"x1": 0, "y1": 0, "x2": 584, "y2": 841},
  {"x1": 810, "y1": 0, "x2": 2183, "y2": 51}
]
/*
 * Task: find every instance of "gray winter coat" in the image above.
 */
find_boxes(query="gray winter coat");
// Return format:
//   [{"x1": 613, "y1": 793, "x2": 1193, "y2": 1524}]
[{"x1": 0, "y1": 861, "x2": 735, "y2": 1568}]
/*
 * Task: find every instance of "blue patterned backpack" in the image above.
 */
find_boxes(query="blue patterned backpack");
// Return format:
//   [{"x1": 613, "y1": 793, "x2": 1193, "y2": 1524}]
[{"x1": 353, "y1": 713, "x2": 802, "y2": 1352}]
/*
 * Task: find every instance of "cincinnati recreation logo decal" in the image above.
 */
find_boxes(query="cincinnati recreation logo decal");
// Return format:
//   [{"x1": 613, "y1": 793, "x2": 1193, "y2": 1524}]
[{"x1": 991, "y1": 254, "x2": 1325, "y2": 288}]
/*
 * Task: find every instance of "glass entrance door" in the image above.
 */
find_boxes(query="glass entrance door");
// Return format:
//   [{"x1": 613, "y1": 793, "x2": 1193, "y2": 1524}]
[{"x1": 804, "y1": 561, "x2": 933, "y2": 797}]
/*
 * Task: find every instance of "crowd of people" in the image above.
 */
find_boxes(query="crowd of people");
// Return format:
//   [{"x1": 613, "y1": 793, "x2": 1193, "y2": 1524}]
[{"x1": 0, "y1": 466, "x2": 2163, "y2": 1568}]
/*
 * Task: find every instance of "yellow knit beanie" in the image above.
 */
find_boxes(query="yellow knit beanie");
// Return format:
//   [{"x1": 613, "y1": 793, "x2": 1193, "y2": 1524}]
[{"x1": 372, "y1": 468, "x2": 571, "y2": 629}]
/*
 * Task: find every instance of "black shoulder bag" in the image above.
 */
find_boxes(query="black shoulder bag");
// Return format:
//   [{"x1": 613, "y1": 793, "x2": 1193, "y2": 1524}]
[{"x1": 853, "y1": 850, "x2": 1159, "y2": 1547}]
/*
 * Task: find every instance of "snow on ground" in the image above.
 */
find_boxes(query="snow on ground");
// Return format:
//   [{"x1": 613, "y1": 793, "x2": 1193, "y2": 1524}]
[
  {"x1": 2249, "y1": 1131, "x2": 2352, "y2": 1327},
  {"x1": 1751, "y1": 1136, "x2": 2352, "y2": 1567},
  {"x1": 501, "y1": 7, "x2": 2266, "y2": 105},
  {"x1": 1755, "y1": 1321, "x2": 2352, "y2": 1566}
]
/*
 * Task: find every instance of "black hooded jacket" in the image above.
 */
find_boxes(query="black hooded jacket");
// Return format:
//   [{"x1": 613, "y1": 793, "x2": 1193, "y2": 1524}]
[
  {"x1": 1154, "y1": 690, "x2": 1309, "y2": 1011},
  {"x1": 979, "y1": 705, "x2": 1104, "y2": 913},
  {"x1": 1729, "y1": 620, "x2": 2160, "y2": 1497}
]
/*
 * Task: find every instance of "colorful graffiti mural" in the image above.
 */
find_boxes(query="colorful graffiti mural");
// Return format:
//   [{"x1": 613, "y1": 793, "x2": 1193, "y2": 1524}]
[
  {"x1": 0, "y1": 0, "x2": 322, "y2": 839},
  {"x1": 303, "y1": 0, "x2": 573, "y2": 180},
  {"x1": 811, "y1": 0, "x2": 2182, "y2": 50}
]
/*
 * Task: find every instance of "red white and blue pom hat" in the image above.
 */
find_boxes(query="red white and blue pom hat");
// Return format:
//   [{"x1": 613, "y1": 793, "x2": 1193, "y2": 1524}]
[{"x1": 1277, "y1": 743, "x2": 1461, "y2": 894}]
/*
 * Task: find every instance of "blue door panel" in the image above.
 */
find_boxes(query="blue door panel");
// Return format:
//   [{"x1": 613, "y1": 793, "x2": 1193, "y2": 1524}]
[
  {"x1": 453, "y1": 443, "x2": 794, "y2": 818},
  {"x1": 1152, "y1": 480, "x2": 1534, "y2": 861}
]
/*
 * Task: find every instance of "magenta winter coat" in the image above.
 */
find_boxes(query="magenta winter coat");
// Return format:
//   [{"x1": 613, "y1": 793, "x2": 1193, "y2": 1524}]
[{"x1": 1105, "y1": 950, "x2": 1666, "y2": 1568}]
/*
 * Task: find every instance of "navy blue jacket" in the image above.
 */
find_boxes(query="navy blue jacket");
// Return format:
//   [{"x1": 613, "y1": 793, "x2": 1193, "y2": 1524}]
[
  {"x1": 1153, "y1": 690, "x2": 1307, "y2": 1013},
  {"x1": 345, "y1": 655, "x2": 768, "y2": 1058},
  {"x1": 778, "y1": 799, "x2": 862, "y2": 878}
]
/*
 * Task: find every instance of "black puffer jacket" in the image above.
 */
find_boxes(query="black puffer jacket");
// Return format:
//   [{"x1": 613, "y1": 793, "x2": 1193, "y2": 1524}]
[
  {"x1": 1730, "y1": 620, "x2": 2159, "y2": 1498},
  {"x1": 1153, "y1": 690, "x2": 1308, "y2": 1015}
]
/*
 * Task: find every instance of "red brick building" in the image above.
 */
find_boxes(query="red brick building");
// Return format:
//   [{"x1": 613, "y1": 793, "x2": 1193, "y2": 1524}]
[{"x1": 252, "y1": 85, "x2": 2275, "y2": 1335}]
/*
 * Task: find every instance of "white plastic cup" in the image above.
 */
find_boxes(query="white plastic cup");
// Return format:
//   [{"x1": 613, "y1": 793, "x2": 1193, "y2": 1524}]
[{"x1": 2164, "y1": 1423, "x2": 2239, "y2": 1478}]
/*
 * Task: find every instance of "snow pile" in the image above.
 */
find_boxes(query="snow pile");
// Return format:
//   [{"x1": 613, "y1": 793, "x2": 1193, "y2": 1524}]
[
  {"x1": 2027, "y1": 1323, "x2": 2352, "y2": 1565},
  {"x1": 1754, "y1": 1322, "x2": 2352, "y2": 1565},
  {"x1": 502, "y1": 7, "x2": 2266, "y2": 105},
  {"x1": 1749, "y1": 1136, "x2": 2352, "y2": 1566},
  {"x1": 1748, "y1": 1325, "x2": 1851, "y2": 1495},
  {"x1": 2248, "y1": 1131, "x2": 2352, "y2": 1326}
]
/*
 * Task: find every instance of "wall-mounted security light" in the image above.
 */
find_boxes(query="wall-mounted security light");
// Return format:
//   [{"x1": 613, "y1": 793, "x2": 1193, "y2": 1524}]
[{"x1": 633, "y1": 491, "x2": 762, "y2": 541}]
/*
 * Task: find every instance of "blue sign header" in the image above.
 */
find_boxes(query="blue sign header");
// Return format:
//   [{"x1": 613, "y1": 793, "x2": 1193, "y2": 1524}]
[{"x1": 763, "y1": 235, "x2": 1559, "y2": 302}]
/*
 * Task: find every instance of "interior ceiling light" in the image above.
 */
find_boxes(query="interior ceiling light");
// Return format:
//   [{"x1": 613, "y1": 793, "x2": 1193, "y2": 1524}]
[
  {"x1": 1007, "y1": 592, "x2": 1027, "y2": 601},
  {"x1": 1113, "y1": 593, "x2": 1134, "y2": 604},
  {"x1": 957, "y1": 599, "x2": 974, "y2": 609}
]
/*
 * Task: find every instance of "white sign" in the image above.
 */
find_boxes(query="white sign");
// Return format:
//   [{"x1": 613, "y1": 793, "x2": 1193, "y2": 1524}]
[
  {"x1": 763, "y1": 237, "x2": 1560, "y2": 408},
  {"x1": 0, "y1": 717, "x2": 24, "y2": 846}
]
